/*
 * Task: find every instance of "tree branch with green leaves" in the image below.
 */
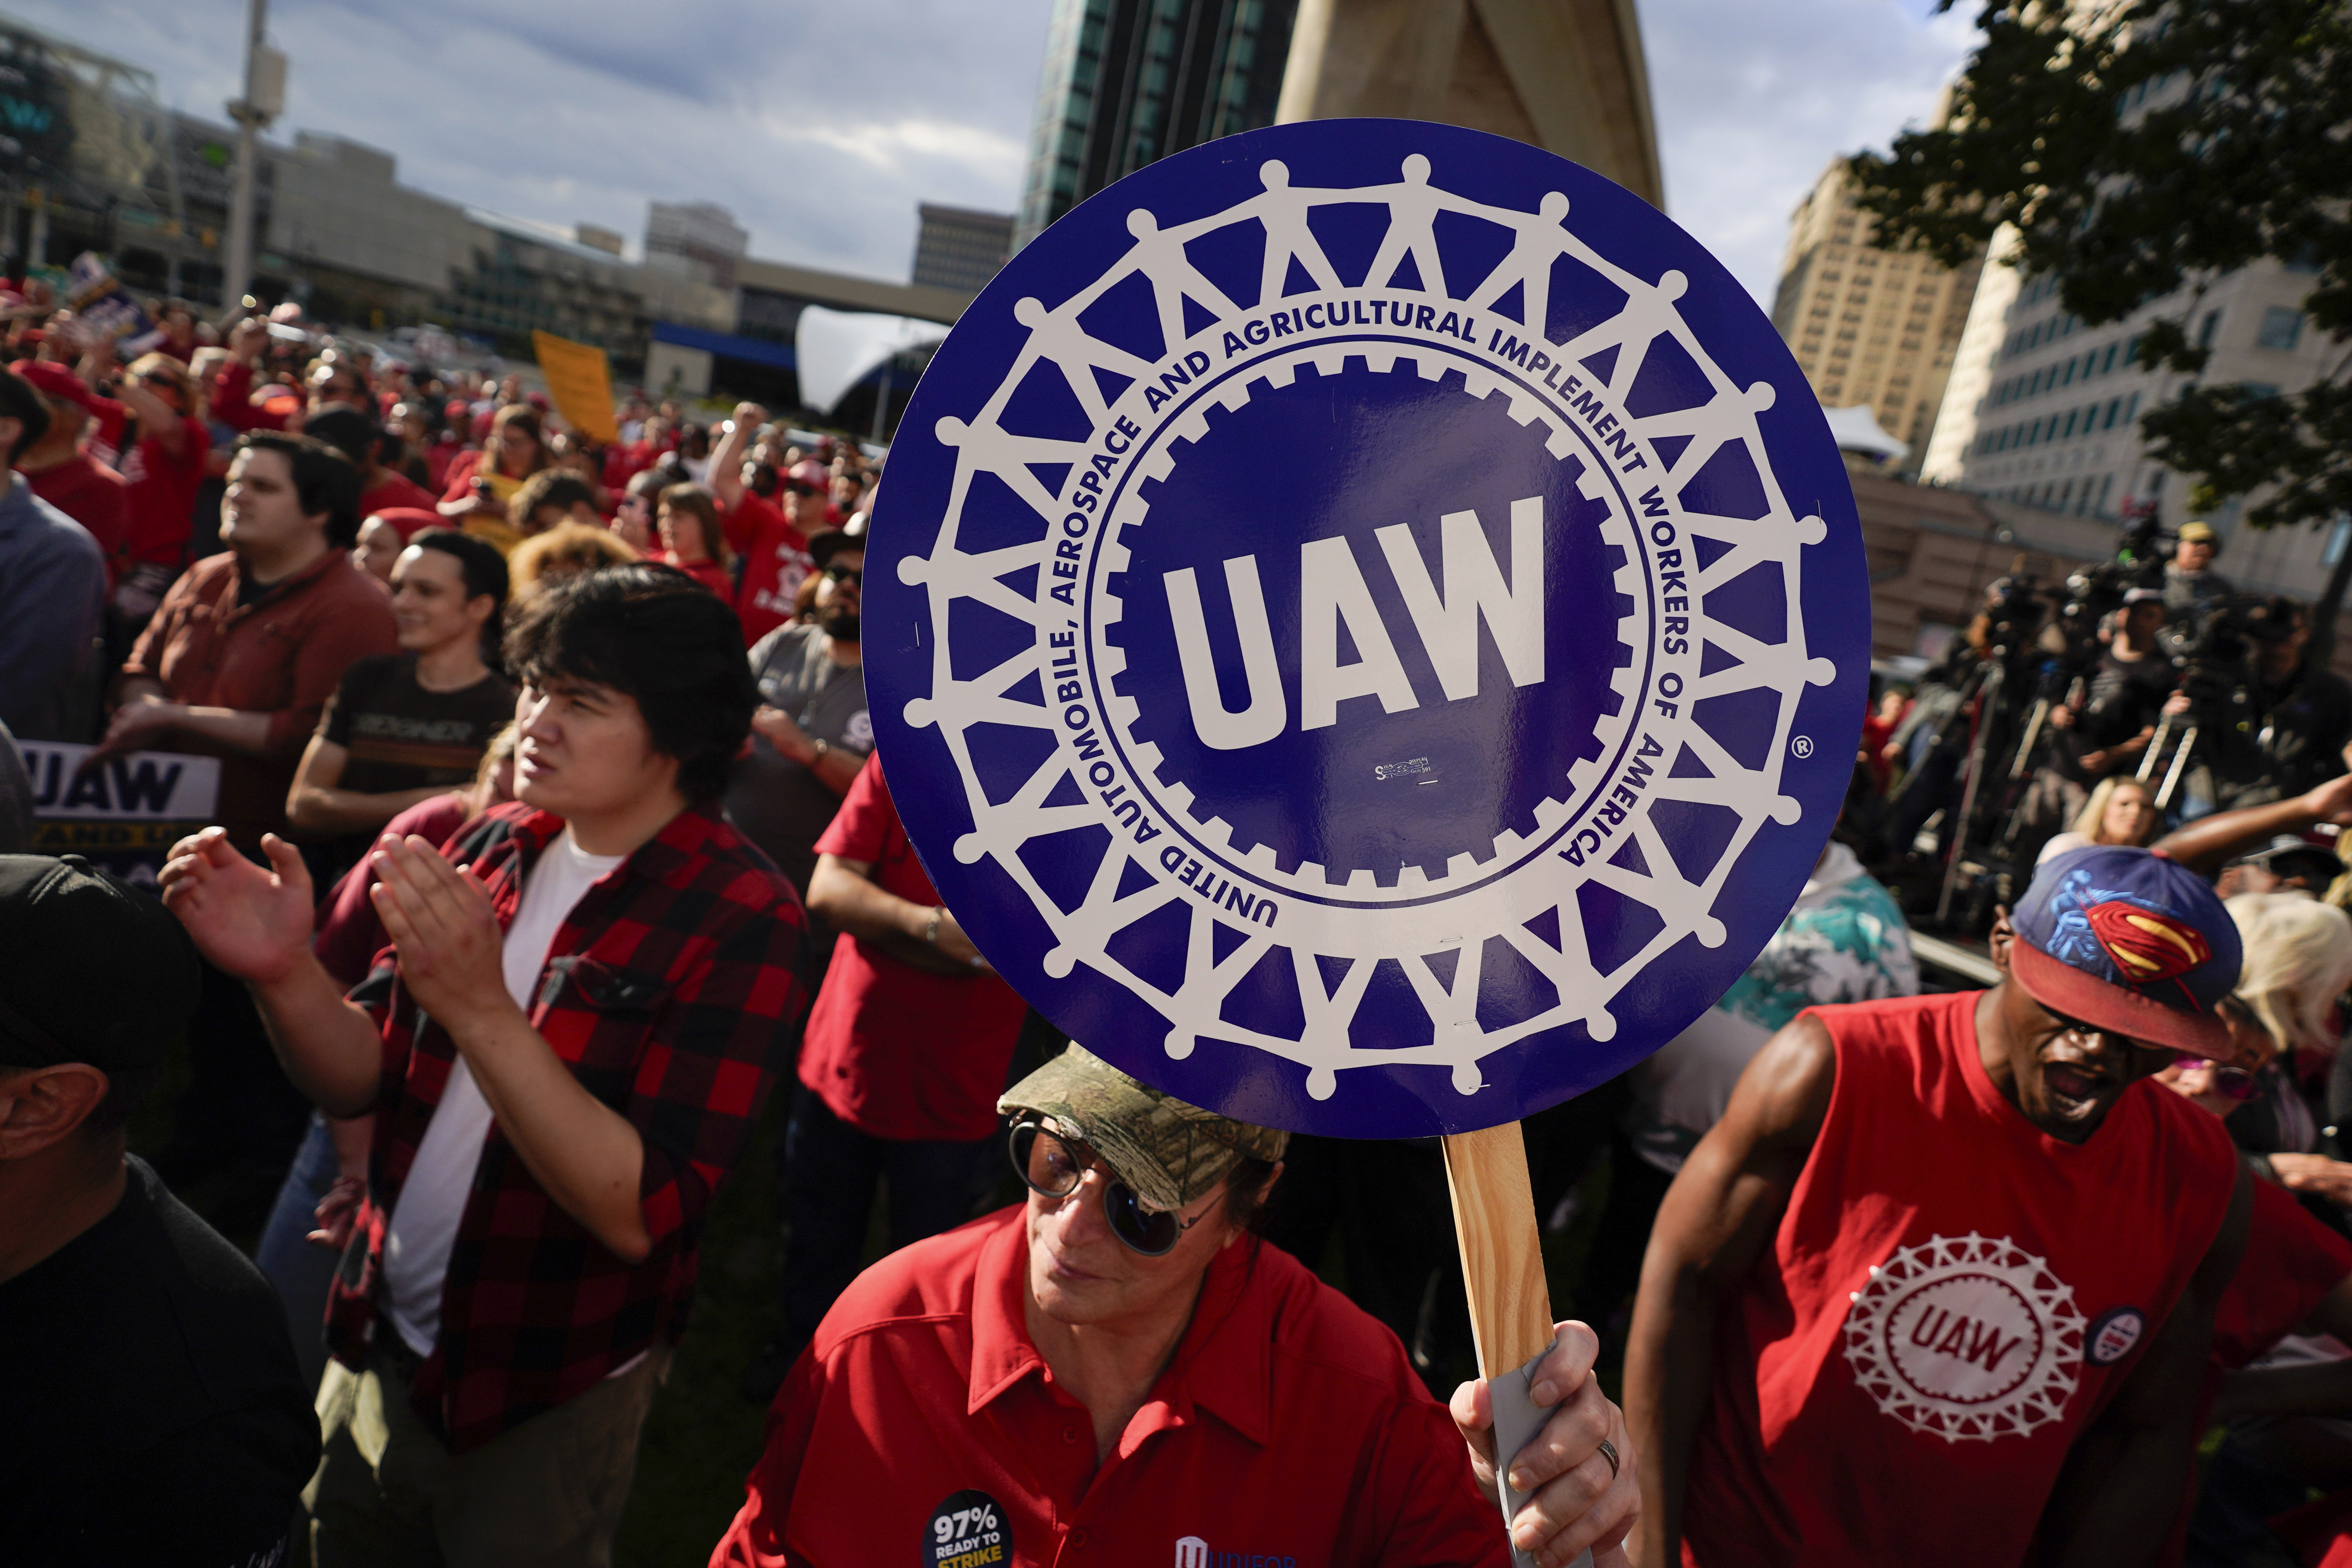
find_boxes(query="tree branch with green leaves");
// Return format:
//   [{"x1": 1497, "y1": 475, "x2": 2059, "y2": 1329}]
[{"x1": 1846, "y1": 0, "x2": 2352, "y2": 535}]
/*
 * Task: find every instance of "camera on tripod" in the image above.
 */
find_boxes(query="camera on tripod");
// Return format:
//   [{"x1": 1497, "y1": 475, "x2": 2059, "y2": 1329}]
[{"x1": 2136, "y1": 592, "x2": 2302, "y2": 803}]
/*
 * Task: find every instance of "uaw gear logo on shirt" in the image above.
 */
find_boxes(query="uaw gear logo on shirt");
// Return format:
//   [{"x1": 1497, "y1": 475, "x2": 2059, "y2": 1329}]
[
  {"x1": 1842, "y1": 1234, "x2": 2089, "y2": 1443},
  {"x1": 866, "y1": 118, "x2": 1867, "y2": 1137}
]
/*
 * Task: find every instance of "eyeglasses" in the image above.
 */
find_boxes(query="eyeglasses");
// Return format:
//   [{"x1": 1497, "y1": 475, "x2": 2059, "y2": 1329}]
[
  {"x1": 823, "y1": 563, "x2": 862, "y2": 587},
  {"x1": 2172, "y1": 1053, "x2": 2261, "y2": 1101},
  {"x1": 1009, "y1": 1119, "x2": 1200, "y2": 1257}
]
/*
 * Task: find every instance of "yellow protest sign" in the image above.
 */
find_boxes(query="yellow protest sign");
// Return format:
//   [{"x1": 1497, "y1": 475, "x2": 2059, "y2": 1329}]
[{"x1": 531, "y1": 330, "x2": 619, "y2": 446}]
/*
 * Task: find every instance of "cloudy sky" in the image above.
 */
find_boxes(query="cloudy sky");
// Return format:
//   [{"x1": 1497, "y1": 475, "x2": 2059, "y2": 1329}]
[{"x1": 18, "y1": 0, "x2": 1974, "y2": 307}]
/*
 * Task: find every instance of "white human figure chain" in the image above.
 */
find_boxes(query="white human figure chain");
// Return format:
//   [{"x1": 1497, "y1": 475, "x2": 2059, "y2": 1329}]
[{"x1": 895, "y1": 148, "x2": 1835, "y2": 1106}]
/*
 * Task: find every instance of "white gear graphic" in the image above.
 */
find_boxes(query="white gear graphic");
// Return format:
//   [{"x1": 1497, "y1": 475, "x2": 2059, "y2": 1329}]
[
  {"x1": 1841, "y1": 1233, "x2": 2088, "y2": 1443},
  {"x1": 1097, "y1": 345, "x2": 1640, "y2": 892},
  {"x1": 892, "y1": 152, "x2": 1838, "y2": 1102}
]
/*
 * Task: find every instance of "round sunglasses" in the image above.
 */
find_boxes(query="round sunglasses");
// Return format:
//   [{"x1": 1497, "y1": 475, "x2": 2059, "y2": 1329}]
[
  {"x1": 2171, "y1": 1053, "x2": 2260, "y2": 1101},
  {"x1": 1009, "y1": 1119, "x2": 1202, "y2": 1256}
]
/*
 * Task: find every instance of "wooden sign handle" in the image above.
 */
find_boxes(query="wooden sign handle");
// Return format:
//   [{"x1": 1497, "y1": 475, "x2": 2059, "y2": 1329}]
[{"x1": 1443, "y1": 1120, "x2": 1556, "y2": 1377}]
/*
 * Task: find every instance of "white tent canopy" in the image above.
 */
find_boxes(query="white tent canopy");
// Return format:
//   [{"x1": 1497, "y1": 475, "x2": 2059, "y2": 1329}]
[
  {"x1": 794, "y1": 304, "x2": 948, "y2": 417},
  {"x1": 1822, "y1": 403, "x2": 1908, "y2": 464}
]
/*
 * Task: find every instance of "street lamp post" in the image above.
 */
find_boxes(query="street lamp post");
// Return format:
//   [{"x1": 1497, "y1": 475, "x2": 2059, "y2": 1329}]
[{"x1": 221, "y1": 0, "x2": 284, "y2": 311}]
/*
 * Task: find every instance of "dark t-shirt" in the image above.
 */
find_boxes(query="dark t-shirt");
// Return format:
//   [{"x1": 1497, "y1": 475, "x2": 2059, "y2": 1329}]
[
  {"x1": 722, "y1": 624, "x2": 871, "y2": 893},
  {"x1": 0, "y1": 1155, "x2": 319, "y2": 1565},
  {"x1": 2054, "y1": 646, "x2": 2177, "y2": 782},
  {"x1": 319, "y1": 653, "x2": 516, "y2": 795},
  {"x1": 2213, "y1": 661, "x2": 2352, "y2": 805}
]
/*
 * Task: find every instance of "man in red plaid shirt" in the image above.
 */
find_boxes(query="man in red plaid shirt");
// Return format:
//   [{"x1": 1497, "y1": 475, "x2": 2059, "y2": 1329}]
[{"x1": 163, "y1": 564, "x2": 808, "y2": 1563}]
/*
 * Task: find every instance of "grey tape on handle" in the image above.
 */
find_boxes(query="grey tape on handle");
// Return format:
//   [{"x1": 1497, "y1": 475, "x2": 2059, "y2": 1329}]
[{"x1": 1488, "y1": 1344, "x2": 1594, "y2": 1568}]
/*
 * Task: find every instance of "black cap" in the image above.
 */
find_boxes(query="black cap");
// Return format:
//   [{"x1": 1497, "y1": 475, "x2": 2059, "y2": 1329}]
[
  {"x1": 806, "y1": 528, "x2": 862, "y2": 571},
  {"x1": 0, "y1": 856, "x2": 200, "y2": 1074},
  {"x1": 2234, "y1": 835, "x2": 2343, "y2": 886}
]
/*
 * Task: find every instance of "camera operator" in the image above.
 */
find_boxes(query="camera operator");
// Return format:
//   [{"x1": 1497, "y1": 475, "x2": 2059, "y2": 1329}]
[
  {"x1": 2164, "y1": 520, "x2": 2235, "y2": 624},
  {"x1": 2179, "y1": 596, "x2": 2352, "y2": 813},
  {"x1": 2018, "y1": 588, "x2": 2177, "y2": 858},
  {"x1": 1880, "y1": 579, "x2": 2041, "y2": 864}
]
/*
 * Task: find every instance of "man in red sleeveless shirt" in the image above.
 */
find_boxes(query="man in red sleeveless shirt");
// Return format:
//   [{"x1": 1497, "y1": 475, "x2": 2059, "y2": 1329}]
[{"x1": 1625, "y1": 846, "x2": 2252, "y2": 1568}]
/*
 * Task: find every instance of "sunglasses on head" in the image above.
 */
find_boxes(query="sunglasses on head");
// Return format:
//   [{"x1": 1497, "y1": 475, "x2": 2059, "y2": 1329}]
[
  {"x1": 1009, "y1": 1119, "x2": 1200, "y2": 1256},
  {"x1": 822, "y1": 562, "x2": 862, "y2": 586}
]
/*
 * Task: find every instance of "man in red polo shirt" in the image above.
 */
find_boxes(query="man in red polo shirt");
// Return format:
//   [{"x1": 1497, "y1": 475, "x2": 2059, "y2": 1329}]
[
  {"x1": 104, "y1": 430, "x2": 398, "y2": 1225},
  {"x1": 713, "y1": 1046, "x2": 1639, "y2": 1568},
  {"x1": 737, "y1": 754, "x2": 1026, "y2": 1403},
  {"x1": 1625, "y1": 846, "x2": 2253, "y2": 1568}
]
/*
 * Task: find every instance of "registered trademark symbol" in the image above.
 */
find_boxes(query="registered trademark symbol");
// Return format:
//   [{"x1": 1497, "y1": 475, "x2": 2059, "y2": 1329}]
[{"x1": 1791, "y1": 735, "x2": 1814, "y2": 758}]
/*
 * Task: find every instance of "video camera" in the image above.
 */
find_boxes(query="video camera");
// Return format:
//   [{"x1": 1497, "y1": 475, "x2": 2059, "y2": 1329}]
[{"x1": 2045, "y1": 512, "x2": 2168, "y2": 676}]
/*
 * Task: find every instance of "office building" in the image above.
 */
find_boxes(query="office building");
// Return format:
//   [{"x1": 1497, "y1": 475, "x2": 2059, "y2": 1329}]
[
  {"x1": 1769, "y1": 157, "x2": 1981, "y2": 467},
  {"x1": 1016, "y1": 0, "x2": 1662, "y2": 250},
  {"x1": 1924, "y1": 242, "x2": 2338, "y2": 554},
  {"x1": 913, "y1": 204, "x2": 1014, "y2": 293},
  {"x1": 645, "y1": 200, "x2": 749, "y2": 289},
  {"x1": 1917, "y1": 53, "x2": 2350, "y2": 601},
  {"x1": 1016, "y1": 0, "x2": 1300, "y2": 248}
]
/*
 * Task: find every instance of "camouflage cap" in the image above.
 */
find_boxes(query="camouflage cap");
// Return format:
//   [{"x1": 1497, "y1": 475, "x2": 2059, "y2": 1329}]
[{"x1": 998, "y1": 1045, "x2": 1289, "y2": 1213}]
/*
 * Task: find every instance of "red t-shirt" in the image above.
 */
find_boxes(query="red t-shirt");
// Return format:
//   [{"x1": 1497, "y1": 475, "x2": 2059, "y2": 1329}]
[
  {"x1": 2211, "y1": 1179, "x2": 2352, "y2": 1369},
  {"x1": 114, "y1": 415, "x2": 210, "y2": 573},
  {"x1": 359, "y1": 469, "x2": 438, "y2": 520},
  {"x1": 709, "y1": 1207, "x2": 1508, "y2": 1568},
  {"x1": 21, "y1": 453, "x2": 131, "y2": 572},
  {"x1": 664, "y1": 553, "x2": 734, "y2": 599},
  {"x1": 795, "y1": 759, "x2": 1028, "y2": 1142},
  {"x1": 2155, "y1": 1178, "x2": 2352, "y2": 1567},
  {"x1": 724, "y1": 490, "x2": 813, "y2": 647},
  {"x1": 1686, "y1": 991, "x2": 2240, "y2": 1568},
  {"x1": 209, "y1": 359, "x2": 291, "y2": 433},
  {"x1": 425, "y1": 435, "x2": 465, "y2": 495}
]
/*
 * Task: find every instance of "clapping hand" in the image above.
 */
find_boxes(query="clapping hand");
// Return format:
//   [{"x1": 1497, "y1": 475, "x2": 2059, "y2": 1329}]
[
  {"x1": 158, "y1": 829, "x2": 315, "y2": 985},
  {"x1": 366, "y1": 834, "x2": 514, "y2": 1032}
]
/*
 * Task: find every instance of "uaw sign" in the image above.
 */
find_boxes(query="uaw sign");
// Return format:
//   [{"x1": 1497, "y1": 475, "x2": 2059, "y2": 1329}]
[
  {"x1": 867, "y1": 119, "x2": 1868, "y2": 1140},
  {"x1": 17, "y1": 741, "x2": 221, "y2": 886}
]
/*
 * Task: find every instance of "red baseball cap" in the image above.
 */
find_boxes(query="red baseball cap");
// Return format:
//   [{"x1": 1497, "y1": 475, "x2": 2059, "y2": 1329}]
[{"x1": 13, "y1": 360, "x2": 99, "y2": 412}]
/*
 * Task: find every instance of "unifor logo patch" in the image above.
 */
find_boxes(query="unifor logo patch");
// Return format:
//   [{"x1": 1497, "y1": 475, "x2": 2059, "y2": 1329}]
[
  {"x1": 865, "y1": 117, "x2": 1867, "y2": 1139},
  {"x1": 1842, "y1": 1233, "x2": 2088, "y2": 1443}
]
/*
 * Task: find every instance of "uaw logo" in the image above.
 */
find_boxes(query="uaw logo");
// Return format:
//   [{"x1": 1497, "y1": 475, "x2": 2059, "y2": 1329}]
[
  {"x1": 868, "y1": 120, "x2": 1866, "y2": 1136},
  {"x1": 1842, "y1": 1233, "x2": 2088, "y2": 1443}
]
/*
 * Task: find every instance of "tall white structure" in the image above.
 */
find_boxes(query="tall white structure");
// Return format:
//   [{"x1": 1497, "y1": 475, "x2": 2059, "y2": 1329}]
[{"x1": 1923, "y1": 246, "x2": 2340, "y2": 591}]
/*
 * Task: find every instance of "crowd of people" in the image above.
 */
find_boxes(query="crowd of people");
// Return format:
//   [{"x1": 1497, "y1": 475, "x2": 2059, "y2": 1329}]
[{"x1": 6, "y1": 291, "x2": 2352, "y2": 1568}]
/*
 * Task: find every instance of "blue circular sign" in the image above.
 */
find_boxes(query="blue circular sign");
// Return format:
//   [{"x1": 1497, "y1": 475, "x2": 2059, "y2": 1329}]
[{"x1": 866, "y1": 119, "x2": 1869, "y2": 1138}]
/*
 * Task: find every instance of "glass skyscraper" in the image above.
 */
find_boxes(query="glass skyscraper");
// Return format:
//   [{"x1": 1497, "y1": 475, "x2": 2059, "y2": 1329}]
[{"x1": 1014, "y1": 0, "x2": 1300, "y2": 251}]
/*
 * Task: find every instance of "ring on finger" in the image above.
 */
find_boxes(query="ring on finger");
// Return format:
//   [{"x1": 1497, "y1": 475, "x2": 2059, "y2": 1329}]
[{"x1": 1596, "y1": 1437, "x2": 1620, "y2": 1481}]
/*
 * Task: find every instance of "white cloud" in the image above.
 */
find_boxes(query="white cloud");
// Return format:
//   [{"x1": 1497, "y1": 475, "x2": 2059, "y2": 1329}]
[
  {"x1": 22, "y1": 0, "x2": 1977, "y2": 306},
  {"x1": 16, "y1": 0, "x2": 1054, "y2": 281},
  {"x1": 1641, "y1": 0, "x2": 1979, "y2": 305}
]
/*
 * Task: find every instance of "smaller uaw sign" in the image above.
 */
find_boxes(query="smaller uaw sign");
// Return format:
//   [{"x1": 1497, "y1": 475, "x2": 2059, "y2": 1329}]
[
  {"x1": 867, "y1": 119, "x2": 1868, "y2": 1140},
  {"x1": 16, "y1": 741, "x2": 221, "y2": 886}
]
